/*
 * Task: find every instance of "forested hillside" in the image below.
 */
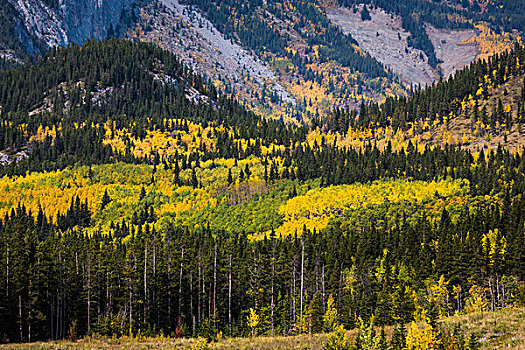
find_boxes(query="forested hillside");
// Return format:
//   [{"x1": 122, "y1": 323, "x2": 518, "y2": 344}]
[
  {"x1": 2, "y1": 0, "x2": 522, "y2": 125},
  {"x1": 0, "y1": 39, "x2": 524, "y2": 348},
  {"x1": 337, "y1": 0, "x2": 524, "y2": 69},
  {"x1": 155, "y1": 0, "x2": 521, "y2": 121},
  {"x1": 318, "y1": 41, "x2": 525, "y2": 152},
  {"x1": 129, "y1": 0, "x2": 408, "y2": 124}
]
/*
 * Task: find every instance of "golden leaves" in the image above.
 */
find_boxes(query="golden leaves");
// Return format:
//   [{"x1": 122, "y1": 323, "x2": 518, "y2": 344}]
[{"x1": 276, "y1": 179, "x2": 468, "y2": 237}]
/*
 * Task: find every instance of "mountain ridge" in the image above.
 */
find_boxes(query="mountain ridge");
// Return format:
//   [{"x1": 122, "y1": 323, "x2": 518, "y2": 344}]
[
  {"x1": 3, "y1": 0, "x2": 519, "y2": 123},
  {"x1": 1, "y1": 0, "x2": 144, "y2": 60}
]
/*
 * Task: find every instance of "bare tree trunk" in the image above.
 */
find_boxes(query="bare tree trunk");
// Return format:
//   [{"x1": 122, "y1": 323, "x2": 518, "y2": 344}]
[
  {"x1": 57, "y1": 251, "x2": 61, "y2": 340},
  {"x1": 292, "y1": 259, "x2": 296, "y2": 331},
  {"x1": 6, "y1": 244, "x2": 9, "y2": 299},
  {"x1": 338, "y1": 265, "x2": 343, "y2": 320},
  {"x1": 87, "y1": 258, "x2": 91, "y2": 333},
  {"x1": 63, "y1": 289, "x2": 67, "y2": 339},
  {"x1": 49, "y1": 290, "x2": 54, "y2": 340},
  {"x1": 496, "y1": 275, "x2": 500, "y2": 309},
  {"x1": 315, "y1": 254, "x2": 319, "y2": 295},
  {"x1": 167, "y1": 257, "x2": 171, "y2": 328},
  {"x1": 56, "y1": 291, "x2": 59, "y2": 339},
  {"x1": 179, "y1": 248, "x2": 184, "y2": 319},
  {"x1": 213, "y1": 244, "x2": 217, "y2": 323},
  {"x1": 190, "y1": 272, "x2": 194, "y2": 334},
  {"x1": 501, "y1": 281, "x2": 506, "y2": 308},
  {"x1": 129, "y1": 254, "x2": 134, "y2": 336},
  {"x1": 129, "y1": 285, "x2": 133, "y2": 336},
  {"x1": 322, "y1": 264, "x2": 326, "y2": 307},
  {"x1": 299, "y1": 240, "x2": 304, "y2": 334},
  {"x1": 144, "y1": 244, "x2": 148, "y2": 326},
  {"x1": 106, "y1": 271, "x2": 109, "y2": 316},
  {"x1": 488, "y1": 278, "x2": 495, "y2": 311},
  {"x1": 271, "y1": 239, "x2": 275, "y2": 336},
  {"x1": 208, "y1": 280, "x2": 212, "y2": 322},
  {"x1": 19, "y1": 293, "x2": 23, "y2": 341},
  {"x1": 154, "y1": 243, "x2": 159, "y2": 330},
  {"x1": 97, "y1": 257, "x2": 101, "y2": 322},
  {"x1": 28, "y1": 289, "x2": 31, "y2": 343},
  {"x1": 228, "y1": 252, "x2": 232, "y2": 335},
  {"x1": 198, "y1": 251, "x2": 201, "y2": 325}
]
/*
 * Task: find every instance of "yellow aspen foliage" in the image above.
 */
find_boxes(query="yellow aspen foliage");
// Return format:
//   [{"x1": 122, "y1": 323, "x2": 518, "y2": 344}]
[
  {"x1": 465, "y1": 285, "x2": 487, "y2": 314},
  {"x1": 323, "y1": 325, "x2": 348, "y2": 350},
  {"x1": 452, "y1": 285, "x2": 462, "y2": 313},
  {"x1": 427, "y1": 275, "x2": 450, "y2": 318},
  {"x1": 461, "y1": 24, "x2": 516, "y2": 62},
  {"x1": 375, "y1": 249, "x2": 389, "y2": 283},
  {"x1": 246, "y1": 308, "x2": 260, "y2": 337},
  {"x1": 277, "y1": 179, "x2": 467, "y2": 237},
  {"x1": 0, "y1": 163, "x2": 225, "y2": 232},
  {"x1": 343, "y1": 265, "x2": 358, "y2": 296},
  {"x1": 323, "y1": 295, "x2": 339, "y2": 332},
  {"x1": 406, "y1": 309, "x2": 439, "y2": 350},
  {"x1": 190, "y1": 337, "x2": 209, "y2": 350},
  {"x1": 481, "y1": 229, "x2": 507, "y2": 267},
  {"x1": 476, "y1": 86, "x2": 484, "y2": 96}
]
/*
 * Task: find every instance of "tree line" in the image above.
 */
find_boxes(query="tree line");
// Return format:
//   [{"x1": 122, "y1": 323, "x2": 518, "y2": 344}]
[
  {"x1": 0, "y1": 189, "x2": 523, "y2": 342},
  {"x1": 319, "y1": 42, "x2": 525, "y2": 131},
  {"x1": 0, "y1": 38, "x2": 524, "y2": 346}
]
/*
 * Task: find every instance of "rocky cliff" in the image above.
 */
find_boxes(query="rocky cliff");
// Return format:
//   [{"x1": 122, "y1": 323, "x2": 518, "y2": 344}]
[{"x1": 1, "y1": 0, "x2": 145, "y2": 60}]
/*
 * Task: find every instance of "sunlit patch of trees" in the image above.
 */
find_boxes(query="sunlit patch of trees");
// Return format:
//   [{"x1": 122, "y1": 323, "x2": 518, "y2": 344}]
[
  {"x1": 276, "y1": 178, "x2": 477, "y2": 236},
  {"x1": 0, "y1": 38, "x2": 524, "y2": 345}
]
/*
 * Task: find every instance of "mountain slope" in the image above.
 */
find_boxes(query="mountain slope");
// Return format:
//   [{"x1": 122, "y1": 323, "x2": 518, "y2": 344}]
[
  {"x1": 129, "y1": 0, "x2": 407, "y2": 123},
  {"x1": 0, "y1": 0, "x2": 145, "y2": 60},
  {"x1": 326, "y1": 5, "x2": 480, "y2": 86},
  {"x1": 132, "y1": 0, "x2": 296, "y2": 111},
  {"x1": 0, "y1": 0, "x2": 406, "y2": 123},
  {"x1": 129, "y1": 0, "x2": 521, "y2": 121},
  {"x1": 1, "y1": 0, "x2": 521, "y2": 124},
  {"x1": 317, "y1": 42, "x2": 525, "y2": 152}
]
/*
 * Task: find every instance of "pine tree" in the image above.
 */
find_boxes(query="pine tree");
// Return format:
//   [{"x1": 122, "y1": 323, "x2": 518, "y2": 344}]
[
  {"x1": 100, "y1": 189, "x2": 111, "y2": 210},
  {"x1": 173, "y1": 161, "x2": 181, "y2": 186},
  {"x1": 227, "y1": 168, "x2": 233, "y2": 185},
  {"x1": 139, "y1": 186, "x2": 147, "y2": 201},
  {"x1": 191, "y1": 168, "x2": 198, "y2": 189},
  {"x1": 390, "y1": 325, "x2": 407, "y2": 350}
]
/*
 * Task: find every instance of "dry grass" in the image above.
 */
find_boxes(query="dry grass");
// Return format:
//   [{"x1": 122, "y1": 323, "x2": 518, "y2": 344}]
[
  {"x1": 0, "y1": 334, "x2": 330, "y2": 350},
  {"x1": 212, "y1": 333, "x2": 330, "y2": 350},
  {"x1": 2, "y1": 308, "x2": 523, "y2": 349},
  {"x1": 0, "y1": 336, "x2": 195, "y2": 350},
  {"x1": 441, "y1": 308, "x2": 525, "y2": 350}
]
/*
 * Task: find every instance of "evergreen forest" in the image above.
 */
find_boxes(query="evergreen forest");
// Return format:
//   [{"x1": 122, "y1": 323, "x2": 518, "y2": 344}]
[{"x1": 0, "y1": 38, "x2": 524, "y2": 349}]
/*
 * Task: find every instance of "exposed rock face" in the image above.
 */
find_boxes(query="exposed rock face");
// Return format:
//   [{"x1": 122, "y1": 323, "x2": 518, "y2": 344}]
[
  {"x1": 3, "y1": 0, "x2": 145, "y2": 58},
  {"x1": 60, "y1": 0, "x2": 137, "y2": 44},
  {"x1": 13, "y1": 0, "x2": 67, "y2": 48},
  {"x1": 326, "y1": 5, "x2": 480, "y2": 86},
  {"x1": 148, "y1": 0, "x2": 295, "y2": 105}
]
